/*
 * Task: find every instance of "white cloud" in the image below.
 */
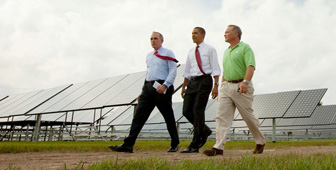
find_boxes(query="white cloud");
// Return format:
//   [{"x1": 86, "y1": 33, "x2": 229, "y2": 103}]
[{"x1": 0, "y1": 0, "x2": 336, "y2": 105}]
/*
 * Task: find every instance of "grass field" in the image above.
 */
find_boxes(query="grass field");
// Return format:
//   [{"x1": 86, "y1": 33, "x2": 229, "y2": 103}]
[{"x1": 2, "y1": 140, "x2": 336, "y2": 170}]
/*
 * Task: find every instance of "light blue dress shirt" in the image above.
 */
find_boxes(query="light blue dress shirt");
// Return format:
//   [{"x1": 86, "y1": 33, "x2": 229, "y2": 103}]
[{"x1": 146, "y1": 47, "x2": 177, "y2": 88}]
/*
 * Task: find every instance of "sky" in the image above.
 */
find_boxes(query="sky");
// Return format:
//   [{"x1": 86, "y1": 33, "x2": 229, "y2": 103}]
[{"x1": 1, "y1": 0, "x2": 336, "y2": 105}]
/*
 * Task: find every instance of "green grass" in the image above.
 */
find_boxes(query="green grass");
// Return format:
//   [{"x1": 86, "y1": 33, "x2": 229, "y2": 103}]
[
  {"x1": 5, "y1": 153, "x2": 336, "y2": 170},
  {"x1": 87, "y1": 153, "x2": 336, "y2": 170},
  {"x1": 1, "y1": 140, "x2": 336, "y2": 153},
  {"x1": 2, "y1": 140, "x2": 336, "y2": 170}
]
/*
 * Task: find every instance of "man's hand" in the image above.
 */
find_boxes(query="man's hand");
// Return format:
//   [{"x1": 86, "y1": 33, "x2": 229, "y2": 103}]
[
  {"x1": 239, "y1": 82, "x2": 249, "y2": 94},
  {"x1": 156, "y1": 85, "x2": 167, "y2": 94},
  {"x1": 211, "y1": 85, "x2": 218, "y2": 99},
  {"x1": 181, "y1": 87, "x2": 186, "y2": 99}
]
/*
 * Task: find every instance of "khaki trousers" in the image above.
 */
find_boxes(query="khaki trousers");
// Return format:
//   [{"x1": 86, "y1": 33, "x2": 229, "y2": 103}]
[{"x1": 213, "y1": 81, "x2": 266, "y2": 150}]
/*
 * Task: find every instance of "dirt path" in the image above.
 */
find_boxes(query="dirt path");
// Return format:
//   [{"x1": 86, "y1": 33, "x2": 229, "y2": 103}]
[{"x1": 1, "y1": 146, "x2": 336, "y2": 170}]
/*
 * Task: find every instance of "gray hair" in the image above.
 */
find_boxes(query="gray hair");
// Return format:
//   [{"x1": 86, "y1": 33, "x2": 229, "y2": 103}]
[
  {"x1": 228, "y1": 25, "x2": 242, "y2": 40},
  {"x1": 152, "y1": 31, "x2": 164, "y2": 40}
]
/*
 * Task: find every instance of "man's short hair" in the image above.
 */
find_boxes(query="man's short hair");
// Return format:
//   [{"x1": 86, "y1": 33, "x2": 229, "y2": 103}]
[
  {"x1": 152, "y1": 31, "x2": 164, "y2": 40},
  {"x1": 228, "y1": 25, "x2": 242, "y2": 40},
  {"x1": 194, "y1": 27, "x2": 206, "y2": 35}
]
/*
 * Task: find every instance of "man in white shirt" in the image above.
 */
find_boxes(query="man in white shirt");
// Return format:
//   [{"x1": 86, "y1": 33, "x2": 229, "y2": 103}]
[{"x1": 180, "y1": 27, "x2": 221, "y2": 153}]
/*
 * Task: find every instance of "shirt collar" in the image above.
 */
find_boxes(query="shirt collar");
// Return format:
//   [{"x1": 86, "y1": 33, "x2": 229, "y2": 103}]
[
  {"x1": 228, "y1": 41, "x2": 243, "y2": 50},
  {"x1": 197, "y1": 42, "x2": 205, "y2": 48},
  {"x1": 155, "y1": 47, "x2": 164, "y2": 53}
]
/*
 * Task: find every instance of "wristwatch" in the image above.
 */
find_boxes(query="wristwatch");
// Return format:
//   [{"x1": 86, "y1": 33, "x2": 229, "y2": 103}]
[
  {"x1": 214, "y1": 82, "x2": 219, "y2": 86},
  {"x1": 243, "y1": 80, "x2": 249, "y2": 84}
]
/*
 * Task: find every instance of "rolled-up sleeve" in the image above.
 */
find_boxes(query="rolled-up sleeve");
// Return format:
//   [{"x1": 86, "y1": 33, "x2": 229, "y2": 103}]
[
  {"x1": 183, "y1": 54, "x2": 191, "y2": 79},
  {"x1": 209, "y1": 47, "x2": 221, "y2": 76}
]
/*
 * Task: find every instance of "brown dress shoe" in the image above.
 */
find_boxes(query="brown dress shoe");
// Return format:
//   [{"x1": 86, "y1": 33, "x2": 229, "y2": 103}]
[
  {"x1": 253, "y1": 144, "x2": 265, "y2": 154},
  {"x1": 203, "y1": 148, "x2": 223, "y2": 156}
]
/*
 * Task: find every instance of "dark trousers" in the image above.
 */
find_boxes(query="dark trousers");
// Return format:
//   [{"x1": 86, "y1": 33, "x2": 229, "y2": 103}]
[
  {"x1": 124, "y1": 81, "x2": 179, "y2": 147},
  {"x1": 182, "y1": 76, "x2": 212, "y2": 148}
]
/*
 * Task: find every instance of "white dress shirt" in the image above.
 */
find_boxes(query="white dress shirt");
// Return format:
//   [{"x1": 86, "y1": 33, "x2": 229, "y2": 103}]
[{"x1": 183, "y1": 42, "x2": 221, "y2": 79}]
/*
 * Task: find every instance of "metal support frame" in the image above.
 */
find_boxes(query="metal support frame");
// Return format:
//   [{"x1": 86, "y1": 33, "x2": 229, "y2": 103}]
[
  {"x1": 272, "y1": 118, "x2": 276, "y2": 143},
  {"x1": 32, "y1": 114, "x2": 42, "y2": 142}
]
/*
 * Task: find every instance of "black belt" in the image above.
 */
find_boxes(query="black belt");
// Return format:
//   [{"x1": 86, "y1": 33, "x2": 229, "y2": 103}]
[
  {"x1": 145, "y1": 80, "x2": 165, "y2": 85},
  {"x1": 227, "y1": 79, "x2": 243, "y2": 83},
  {"x1": 190, "y1": 74, "x2": 210, "y2": 81}
]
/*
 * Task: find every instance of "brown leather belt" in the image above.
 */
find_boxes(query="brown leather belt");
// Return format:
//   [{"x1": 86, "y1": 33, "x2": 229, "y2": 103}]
[{"x1": 227, "y1": 79, "x2": 243, "y2": 83}]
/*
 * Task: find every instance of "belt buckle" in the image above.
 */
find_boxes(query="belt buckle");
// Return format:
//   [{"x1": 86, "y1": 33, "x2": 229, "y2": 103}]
[{"x1": 191, "y1": 76, "x2": 199, "y2": 80}]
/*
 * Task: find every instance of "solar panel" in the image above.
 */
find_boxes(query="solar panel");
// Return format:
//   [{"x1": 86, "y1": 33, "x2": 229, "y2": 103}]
[
  {"x1": 229, "y1": 90, "x2": 300, "y2": 120},
  {"x1": 151, "y1": 123, "x2": 172, "y2": 132},
  {"x1": 41, "y1": 113, "x2": 66, "y2": 122},
  {"x1": 113, "y1": 125, "x2": 131, "y2": 131},
  {"x1": 294, "y1": 105, "x2": 336, "y2": 126},
  {"x1": 0, "y1": 96, "x2": 9, "y2": 102},
  {"x1": 63, "y1": 75, "x2": 127, "y2": 110},
  {"x1": 178, "y1": 123, "x2": 193, "y2": 133},
  {"x1": 204, "y1": 99, "x2": 217, "y2": 121},
  {"x1": 276, "y1": 118, "x2": 296, "y2": 127},
  {"x1": 283, "y1": 88, "x2": 327, "y2": 118},
  {"x1": 0, "y1": 90, "x2": 43, "y2": 117},
  {"x1": 27, "y1": 79, "x2": 107, "y2": 114},
  {"x1": 100, "y1": 106, "x2": 130, "y2": 125},
  {"x1": 146, "y1": 108, "x2": 166, "y2": 124},
  {"x1": 109, "y1": 106, "x2": 134, "y2": 126},
  {"x1": 117, "y1": 106, "x2": 159, "y2": 125},
  {"x1": 142, "y1": 124, "x2": 161, "y2": 132},
  {"x1": 174, "y1": 64, "x2": 186, "y2": 91},
  {"x1": 0, "y1": 93, "x2": 24, "y2": 109},
  {"x1": 260, "y1": 118, "x2": 280, "y2": 127},
  {"x1": 27, "y1": 81, "x2": 92, "y2": 114},
  {"x1": 0, "y1": 117, "x2": 8, "y2": 122},
  {"x1": 312, "y1": 124, "x2": 336, "y2": 130},
  {"x1": 72, "y1": 110, "x2": 95, "y2": 123},
  {"x1": 0, "y1": 84, "x2": 67, "y2": 118},
  {"x1": 13, "y1": 115, "x2": 34, "y2": 121},
  {"x1": 28, "y1": 75, "x2": 126, "y2": 114},
  {"x1": 172, "y1": 102, "x2": 184, "y2": 121},
  {"x1": 101, "y1": 71, "x2": 146, "y2": 107},
  {"x1": 255, "y1": 91, "x2": 300, "y2": 118},
  {"x1": 1, "y1": 85, "x2": 71, "y2": 118}
]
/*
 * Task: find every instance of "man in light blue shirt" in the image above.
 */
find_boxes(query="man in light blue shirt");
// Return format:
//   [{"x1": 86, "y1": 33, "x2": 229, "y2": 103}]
[
  {"x1": 109, "y1": 32, "x2": 180, "y2": 153},
  {"x1": 145, "y1": 43, "x2": 177, "y2": 89}
]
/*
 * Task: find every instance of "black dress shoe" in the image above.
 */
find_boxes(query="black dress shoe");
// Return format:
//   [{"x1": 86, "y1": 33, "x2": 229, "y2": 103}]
[
  {"x1": 180, "y1": 147, "x2": 199, "y2": 153},
  {"x1": 167, "y1": 146, "x2": 178, "y2": 152},
  {"x1": 199, "y1": 130, "x2": 212, "y2": 148},
  {"x1": 108, "y1": 145, "x2": 133, "y2": 153}
]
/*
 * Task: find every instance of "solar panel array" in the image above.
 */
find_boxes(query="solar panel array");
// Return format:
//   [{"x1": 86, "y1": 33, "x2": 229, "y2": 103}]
[
  {"x1": 0, "y1": 85, "x2": 71, "y2": 118},
  {"x1": 131, "y1": 88, "x2": 330, "y2": 136},
  {"x1": 0, "y1": 62, "x2": 335, "y2": 141}
]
